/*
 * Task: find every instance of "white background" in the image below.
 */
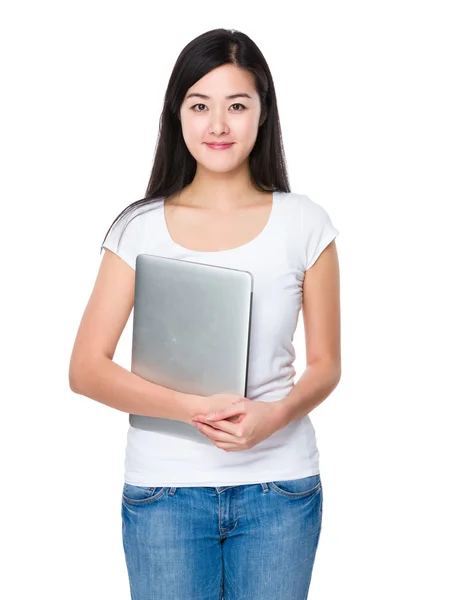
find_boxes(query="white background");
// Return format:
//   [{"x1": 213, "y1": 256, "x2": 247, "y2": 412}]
[{"x1": 1, "y1": 1, "x2": 451, "y2": 598}]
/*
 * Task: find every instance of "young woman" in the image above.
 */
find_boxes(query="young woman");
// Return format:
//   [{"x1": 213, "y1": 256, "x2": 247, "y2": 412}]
[{"x1": 69, "y1": 28, "x2": 341, "y2": 600}]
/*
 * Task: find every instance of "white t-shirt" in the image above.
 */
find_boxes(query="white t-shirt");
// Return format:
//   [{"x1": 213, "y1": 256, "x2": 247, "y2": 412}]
[{"x1": 101, "y1": 191, "x2": 339, "y2": 486}]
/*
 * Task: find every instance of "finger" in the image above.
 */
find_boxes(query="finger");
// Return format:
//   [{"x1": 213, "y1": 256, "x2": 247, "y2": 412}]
[
  {"x1": 194, "y1": 404, "x2": 246, "y2": 422},
  {"x1": 194, "y1": 417, "x2": 237, "y2": 436},
  {"x1": 194, "y1": 421, "x2": 239, "y2": 442},
  {"x1": 192, "y1": 414, "x2": 241, "y2": 425},
  {"x1": 215, "y1": 444, "x2": 241, "y2": 452}
]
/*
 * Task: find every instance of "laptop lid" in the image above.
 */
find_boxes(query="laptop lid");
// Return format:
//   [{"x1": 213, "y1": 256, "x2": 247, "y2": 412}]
[{"x1": 129, "y1": 253, "x2": 254, "y2": 443}]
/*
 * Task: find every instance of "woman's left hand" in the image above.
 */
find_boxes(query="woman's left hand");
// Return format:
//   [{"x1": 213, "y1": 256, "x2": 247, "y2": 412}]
[{"x1": 191, "y1": 398, "x2": 284, "y2": 451}]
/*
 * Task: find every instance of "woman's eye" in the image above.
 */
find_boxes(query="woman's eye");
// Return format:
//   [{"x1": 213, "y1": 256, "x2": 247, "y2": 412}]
[
  {"x1": 191, "y1": 103, "x2": 246, "y2": 112},
  {"x1": 192, "y1": 103, "x2": 207, "y2": 112}
]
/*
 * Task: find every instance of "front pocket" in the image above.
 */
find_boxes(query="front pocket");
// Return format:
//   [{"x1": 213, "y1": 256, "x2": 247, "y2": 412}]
[
  {"x1": 269, "y1": 474, "x2": 321, "y2": 498},
  {"x1": 122, "y1": 483, "x2": 167, "y2": 505}
]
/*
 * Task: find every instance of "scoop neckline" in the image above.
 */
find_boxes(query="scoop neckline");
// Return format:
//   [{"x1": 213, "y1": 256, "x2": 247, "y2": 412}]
[{"x1": 161, "y1": 191, "x2": 279, "y2": 254}]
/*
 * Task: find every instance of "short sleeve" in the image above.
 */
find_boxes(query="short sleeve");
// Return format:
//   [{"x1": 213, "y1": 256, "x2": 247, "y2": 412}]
[
  {"x1": 100, "y1": 205, "x2": 144, "y2": 270},
  {"x1": 301, "y1": 195, "x2": 340, "y2": 271}
]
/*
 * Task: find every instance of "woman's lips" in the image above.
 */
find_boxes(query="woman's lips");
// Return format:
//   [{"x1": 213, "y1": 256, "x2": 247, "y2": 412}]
[{"x1": 205, "y1": 143, "x2": 234, "y2": 150}]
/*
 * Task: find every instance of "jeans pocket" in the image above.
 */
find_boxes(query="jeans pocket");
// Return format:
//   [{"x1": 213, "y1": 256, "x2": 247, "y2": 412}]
[
  {"x1": 122, "y1": 483, "x2": 168, "y2": 505},
  {"x1": 269, "y1": 474, "x2": 321, "y2": 498}
]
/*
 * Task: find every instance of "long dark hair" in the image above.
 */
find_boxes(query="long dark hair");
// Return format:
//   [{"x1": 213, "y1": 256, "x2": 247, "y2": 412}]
[{"x1": 100, "y1": 27, "x2": 291, "y2": 251}]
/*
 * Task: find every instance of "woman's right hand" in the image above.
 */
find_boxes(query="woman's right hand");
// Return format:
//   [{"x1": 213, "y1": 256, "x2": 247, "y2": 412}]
[{"x1": 191, "y1": 393, "x2": 247, "y2": 424}]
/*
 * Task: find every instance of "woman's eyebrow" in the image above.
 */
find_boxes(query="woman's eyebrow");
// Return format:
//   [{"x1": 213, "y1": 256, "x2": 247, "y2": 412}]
[{"x1": 185, "y1": 92, "x2": 252, "y2": 101}]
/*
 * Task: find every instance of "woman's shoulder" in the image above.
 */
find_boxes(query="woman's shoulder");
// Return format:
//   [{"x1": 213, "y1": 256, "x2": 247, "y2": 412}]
[
  {"x1": 112, "y1": 197, "x2": 165, "y2": 233},
  {"x1": 103, "y1": 197, "x2": 164, "y2": 245},
  {"x1": 279, "y1": 191, "x2": 333, "y2": 217},
  {"x1": 127, "y1": 197, "x2": 164, "y2": 219}
]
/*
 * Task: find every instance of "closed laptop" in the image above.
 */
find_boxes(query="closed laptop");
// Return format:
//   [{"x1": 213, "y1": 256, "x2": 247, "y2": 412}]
[{"x1": 129, "y1": 254, "x2": 254, "y2": 443}]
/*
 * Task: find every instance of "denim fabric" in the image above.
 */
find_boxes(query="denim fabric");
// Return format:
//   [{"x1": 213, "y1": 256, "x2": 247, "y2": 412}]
[{"x1": 121, "y1": 474, "x2": 323, "y2": 599}]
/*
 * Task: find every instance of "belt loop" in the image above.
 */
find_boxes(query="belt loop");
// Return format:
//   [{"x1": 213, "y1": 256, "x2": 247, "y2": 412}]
[
  {"x1": 260, "y1": 482, "x2": 269, "y2": 493},
  {"x1": 168, "y1": 487, "x2": 177, "y2": 495}
]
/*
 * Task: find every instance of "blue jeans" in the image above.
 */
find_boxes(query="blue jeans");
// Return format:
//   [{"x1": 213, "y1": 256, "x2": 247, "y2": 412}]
[{"x1": 121, "y1": 474, "x2": 323, "y2": 600}]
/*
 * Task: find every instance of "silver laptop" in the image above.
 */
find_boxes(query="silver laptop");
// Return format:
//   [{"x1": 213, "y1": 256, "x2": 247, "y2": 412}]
[{"x1": 129, "y1": 253, "x2": 254, "y2": 444}]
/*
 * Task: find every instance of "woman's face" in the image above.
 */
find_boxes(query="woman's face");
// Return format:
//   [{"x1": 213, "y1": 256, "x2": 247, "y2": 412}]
[{"x1": 179, "y1": 64, "x2": 264, "y2": 173}]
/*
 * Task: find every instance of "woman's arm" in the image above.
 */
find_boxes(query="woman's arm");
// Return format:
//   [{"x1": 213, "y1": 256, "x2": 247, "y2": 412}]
[
  {"x1": 275, "y1": 240, "x2": 341, "y2": 426},
  {"x1": 68, "y1": 249, "x2": 202, "y2": 423}
]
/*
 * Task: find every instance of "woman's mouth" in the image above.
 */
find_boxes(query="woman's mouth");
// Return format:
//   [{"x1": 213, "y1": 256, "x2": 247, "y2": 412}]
[{"x1": 205, "y1": 143, "x2": 234, "y2": 150}]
